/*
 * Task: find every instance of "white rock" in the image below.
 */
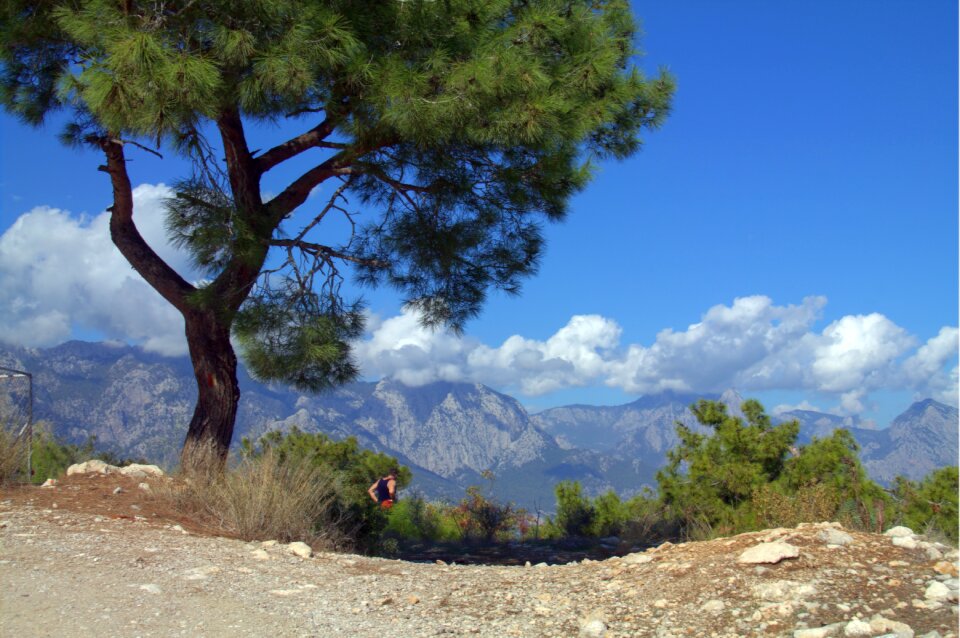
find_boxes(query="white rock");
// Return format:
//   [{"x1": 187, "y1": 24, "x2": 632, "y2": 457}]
[
  {"x1": 701, "y1": 599, "x2": 725, "y2": 612},
  {"x1": 622, "y1": 553, "x2": 653, "y2": 565},
  {"x1": 139, "y1": 584, "x2": 161, "y2": 595},
  {"x1": 738, "y1": 541, "x2": 800, "y2": 564},
  {"x1": 137, "y1": 482, "x2": 151, "y2": 492},
  {"x1": 884, "y1": 526, "x2": 915, "y2": 538},
  {"x1": 869, "y1": 614, "x2": 915, "y2": 638},
  {"x1": 818, "y1": 529, "x2": 854, "y2": 546},
  {"x1": 794, "y1": 623, "x2": 844, "y2": 638},
  {"x1": 287, "y1": 542, "x2": 313, "y2": 559},
  {"x1": 924, "y1": 581, "x2": 951, "y2": 602},
  {"x1": 113, "y1": 486, "x2": 123, "y2": 495},
  {"x1": 892, "y1": 536, "x2": 918, "y2": 550},
  {"x1": 579, "y1": 612, "x2": 607, "y2": 638},
  {"x1": 40, "y1": 479, "x2": 57, "y2": 488},
  {"x1": 120, "y1": 464, "x2": 164, "y2": 477},
  {"x1": 66, "y1": 459, "x2": 118, "y2": 475},
  {"x1": 844, "y1": 619, "x2": 873, "y2": 636},
  {"x1": 261, "y1": 540, "x2": 279, "y2": 547},
  {"x1": 754, "y1": 580, "x2": 817, "y2": 601},
  {"x1": 251, "y1": 549, "x2": 271, "y2": 560}
]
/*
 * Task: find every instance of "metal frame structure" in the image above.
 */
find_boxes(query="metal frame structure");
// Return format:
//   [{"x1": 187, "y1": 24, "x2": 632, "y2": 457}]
[{"x1": 0, "y1": 365, "x2": 32, "y2": 480}]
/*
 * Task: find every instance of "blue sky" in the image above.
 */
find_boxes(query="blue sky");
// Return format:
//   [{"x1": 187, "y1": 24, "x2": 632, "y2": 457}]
[{"x1": 1, "y1": 1, "x2": 956, "y2": 426}]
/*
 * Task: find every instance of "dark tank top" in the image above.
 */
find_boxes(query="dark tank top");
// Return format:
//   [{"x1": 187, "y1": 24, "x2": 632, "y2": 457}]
[{"x1": 375, "y1": 477, "x2": 393, "y2": 502}]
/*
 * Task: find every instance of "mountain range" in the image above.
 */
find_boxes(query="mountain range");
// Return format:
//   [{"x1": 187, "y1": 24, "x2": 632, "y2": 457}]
[{"x1": 1, "y1": 341, "x2": 956, "y2": 508}]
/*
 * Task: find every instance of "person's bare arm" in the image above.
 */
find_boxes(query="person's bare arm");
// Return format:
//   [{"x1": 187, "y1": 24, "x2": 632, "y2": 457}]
[
  {"x1": 387, "y1": 478, "x2": 396, "y2": 500},
  {"x1": 367, "y1": 481, "x2": 379, "y2": 503}
]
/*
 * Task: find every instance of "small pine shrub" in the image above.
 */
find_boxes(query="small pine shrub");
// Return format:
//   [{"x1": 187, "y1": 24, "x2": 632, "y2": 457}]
[
  {"x1": 554, "y1": 481, "x2": 595, "y2": 537},
  {"x1": 893, "y1": 467, "x2": 959, "y2": 545}
]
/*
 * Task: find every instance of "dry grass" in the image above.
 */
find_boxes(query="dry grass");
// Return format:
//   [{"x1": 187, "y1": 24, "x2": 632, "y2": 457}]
[
  {"x1": 156, "y1": 445, "x2": 346, "y2": 549},
  {"x1": 751, "y1": 482, "x2": 841, "y2": 530},
  {"x1": 0, "y1": 425, "x2": 27, "y2": 486}
]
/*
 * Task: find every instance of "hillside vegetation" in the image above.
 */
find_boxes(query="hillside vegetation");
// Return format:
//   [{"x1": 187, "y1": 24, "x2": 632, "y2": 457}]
[{"x1": 4, "y1": 399, "x2": 955, "y2": 554}]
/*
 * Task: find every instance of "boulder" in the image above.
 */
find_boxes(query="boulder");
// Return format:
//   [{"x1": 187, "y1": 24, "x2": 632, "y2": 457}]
[
  {"x1": 737, "y1": 541, "x2": 800, "y2": 565},
  {"x1": 884, "y1": 526, "x2": 915, "y2": 538},
  {"x1": 66, "y1": 459, "x2": 118, "y2": 475},
  {"x1": 287, "y1": 541, "x2": 313, "y2": 559},
  {"x1": 119, "y1": 464, "x2": 165, "y2": 478}
]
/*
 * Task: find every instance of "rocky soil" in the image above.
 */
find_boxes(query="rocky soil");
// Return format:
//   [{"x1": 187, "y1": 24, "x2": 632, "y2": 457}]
[{"x1": 1, "y1": 473, "x2": 957, "y2": 637}]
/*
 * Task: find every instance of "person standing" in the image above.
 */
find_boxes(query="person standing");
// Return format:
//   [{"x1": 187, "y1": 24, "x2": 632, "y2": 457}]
[{"x1": 368, "y1": 468, "x2": 399, "y2": 509}]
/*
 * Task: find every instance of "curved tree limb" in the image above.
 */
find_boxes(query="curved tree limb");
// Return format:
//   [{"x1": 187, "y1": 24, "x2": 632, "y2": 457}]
[
  {"x1": 255, "y1": 118, "x2": 341, "y2": 174},
  {"x1": 99, "y1": 137, "x2": 196, "y2": 313}
]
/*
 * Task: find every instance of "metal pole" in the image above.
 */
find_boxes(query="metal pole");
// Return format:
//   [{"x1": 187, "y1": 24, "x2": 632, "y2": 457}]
[{"x1": 26, "y1": 371, "x2": 32, "y2": 480}]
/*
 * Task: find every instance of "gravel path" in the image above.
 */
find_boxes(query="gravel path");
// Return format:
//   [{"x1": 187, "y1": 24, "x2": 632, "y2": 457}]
[{"x1": 2, "y1": 502, "x2": 957, "y2": 637}]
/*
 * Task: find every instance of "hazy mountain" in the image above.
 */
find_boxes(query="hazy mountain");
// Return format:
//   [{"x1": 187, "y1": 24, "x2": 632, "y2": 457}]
[{"x1": 1, "y1": 342, "x2": 956, "y2": 508}]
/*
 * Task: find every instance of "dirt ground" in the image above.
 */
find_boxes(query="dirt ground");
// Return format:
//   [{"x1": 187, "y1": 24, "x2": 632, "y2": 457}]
[{"x1": 1, "y1": 473, "x2": 958, "y2": 638}]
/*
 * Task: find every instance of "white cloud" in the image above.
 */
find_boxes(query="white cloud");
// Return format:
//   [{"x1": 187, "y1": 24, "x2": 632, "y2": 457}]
[
  {"x1": 353, "y1": 296, "x2": 958, "y2": 417},
  {"x1": 2, "y1": 188, "x2": 955, "y2": 418},
  {"x1": 810, "y1": 314, "x2": 914, "y2": 392},
  {"x1": 902, "y1": 327, "x2": 959, "y2": 405},
  {"x1": 606, "y1": 295, "x2": 827, "y2": 394},
  {"x1": 0, "y1": 184, "x2": 193, "y2": 355}
]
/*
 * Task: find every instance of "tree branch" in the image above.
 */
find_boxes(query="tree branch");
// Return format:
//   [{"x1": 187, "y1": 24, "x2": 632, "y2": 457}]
[
  {"x1": 269, "y1": 238, "x2": 389, "y2": 269},
  {"x1": 266, "y1": 154, "x2": 355, "y2": 220},
  {"x1": 216, "y1": 109, "x2": 262, "y2": 213},
  {"x1": 99, "y1": 138, "x2": 195, "y2": 313},
  {"x1": 255, "y1": 118, "x2": 339, "y2": 174}
]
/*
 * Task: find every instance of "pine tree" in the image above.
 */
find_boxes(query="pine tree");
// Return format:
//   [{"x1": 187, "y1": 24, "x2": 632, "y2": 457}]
[
  {"x1": 0, "y1": 0, "x2": 673, "y2": 469},
  {"x1": 656, "y1": 399, "x2": 799, "y2": 534}
]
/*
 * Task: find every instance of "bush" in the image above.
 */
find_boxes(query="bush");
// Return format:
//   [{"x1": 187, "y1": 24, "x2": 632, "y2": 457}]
[
  {"x1": 240, "y1": 428, "x2": 409, "y2": 550},
  {"x1": 0, "y1": 424, "x2": 27, "y2": 485},
  {"x1": 158, "y1": 445, "x2": 346, "y2": 548},
  {"x1": 554, "y1": 480, "x2": 596, "y2": 537},
  {"x1": 893, "y1": 467, "x2": 959, "y2": 545},
  {"x1": 383, "y1": 494, "x2": 461, "y2": 542},
  {"x1": 455, "y1": 484, "x2": 519, "y2": 542},
  {"x1": 751, "y1": 482, "x2": 842, "y2": 530}
]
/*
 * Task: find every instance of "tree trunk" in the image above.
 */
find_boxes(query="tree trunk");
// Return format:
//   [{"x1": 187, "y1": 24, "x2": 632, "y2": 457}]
[{"x1": 179, "y1": 310, "x2": 240, "y2": 473}]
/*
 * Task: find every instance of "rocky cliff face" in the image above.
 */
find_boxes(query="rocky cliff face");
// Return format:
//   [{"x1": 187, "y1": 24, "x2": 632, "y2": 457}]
[{"x1": 1, "y1": 342, "x2": 956, "y2": 505}]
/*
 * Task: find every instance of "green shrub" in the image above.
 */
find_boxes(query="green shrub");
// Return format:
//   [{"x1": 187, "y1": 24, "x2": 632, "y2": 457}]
[
  {"x1": 383, "y1": 494, "x2": 462, "y2": 542},
  {"x1": 554, "y1": 480, "x2": 595, "y2": 537},
  {"x1": 592, "y1": 490, "x2": 629, "y2": 537},
  {"x1": 655, "y1": 399, "x2": 899, "y2": 539},
  {"x1": 893, "y1": 467, "x2": 959, "y2": 545}
]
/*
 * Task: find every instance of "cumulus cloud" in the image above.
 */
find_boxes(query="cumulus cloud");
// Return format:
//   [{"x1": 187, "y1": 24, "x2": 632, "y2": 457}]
[
  {"x1": 352, "y1": 296, "x2": 958, "y2": 416},
  {"x1": 901, "y1": 327, "x2": 959, "y2": 405},
  {"x1": 2, "y1": 188, "x2": 955, "y2": 417},
  {"x1": 0, "y1": 184, "x2": 193, "y2": 355}
]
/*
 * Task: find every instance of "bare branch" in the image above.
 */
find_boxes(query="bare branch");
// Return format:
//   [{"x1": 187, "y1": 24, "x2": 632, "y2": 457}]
[
  {"x1": 269, "y1": 238, "x2": 389, "y2": 269},
  {"x1": 115, "y1": 137, "x2": 163, "y2": 159},
  {"x1": 293, "y1": 177, "x2": 354, "y2": 243}
]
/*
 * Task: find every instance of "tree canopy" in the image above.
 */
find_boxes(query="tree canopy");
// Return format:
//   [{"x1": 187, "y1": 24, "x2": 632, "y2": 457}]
[{"x1": 1, "y1": 0, "x2": 674, "y2": 465}]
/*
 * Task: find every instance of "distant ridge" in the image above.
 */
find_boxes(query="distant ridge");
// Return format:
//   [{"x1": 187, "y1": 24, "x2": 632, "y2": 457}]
[{"x1": 0, "y1": 341, "x2": 956, "y2": 506}]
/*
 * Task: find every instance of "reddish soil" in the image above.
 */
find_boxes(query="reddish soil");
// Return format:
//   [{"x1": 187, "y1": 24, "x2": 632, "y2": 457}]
[{"x1": 0, "y1": 473, "x2": 220, "y2": 536}]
